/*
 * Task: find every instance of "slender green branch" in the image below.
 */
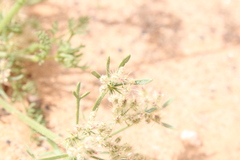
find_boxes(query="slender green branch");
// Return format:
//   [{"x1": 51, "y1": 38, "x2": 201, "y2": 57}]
[
  {"x1": 92, "y1": 91, "x2": 107, "y2": 111},
  {"x1": 0, "y1": 98, "x2": 61, "y2": 143},
  {"x1": 0, "y1": 0, "x2": 28, "y2": 33},
  {"x1": 67, "y1": 33, "x2": 74, "y2": 42}
]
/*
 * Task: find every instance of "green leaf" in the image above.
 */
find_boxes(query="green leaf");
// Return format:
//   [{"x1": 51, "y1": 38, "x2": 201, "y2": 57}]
[
  {"x1": 92, "y1": 91, "x2": 107, "y2": 111},
  {"x1": 145, "y1": 107, "x2": 157, "y2": 113},
  {"x1": 162, "y1": 122, "x2": 175, "y2": 129},
  {"x1": 134, "y1": 79, "x2": 152, "y2": 85},
  {"x1": 91, "y1": 71, "x2": 101, "y2": 79},
  {"x1": 38, "y1": 151, "x2": 55, "y2": 157},
  {"x1": 72, "y1": 91, "x2": 78, "y2": 98},
  {"x1": 162, "y1": 98, "x2": 174, "y2": 109},
  {"x1": 76, "y1": 82, "x2": 81, "y2": 96},
  {"x1": 46, "y1": 138, "x2": 63, "y2": 155},
  {"x1": 37, "y1": 154, "x2": 68, "y2": 160},
  {"x1": 106, "y1": 57, "x2": 110, "y2": 78},
  {"x1": 80, "y1": 91, "x2": 90, "y2": 99},
  {"x1": 9, "y1": 74, "x2": 24, "y2": 81},
  {"x1": 90, "y1": 156, "x2": 105, "y2": 160},
  {"x1": 118, "y1": 55, "x2": 131, "y2": 68},
  {"x1": 25, "y1": 145, "x2": 36, "y2": 159}
]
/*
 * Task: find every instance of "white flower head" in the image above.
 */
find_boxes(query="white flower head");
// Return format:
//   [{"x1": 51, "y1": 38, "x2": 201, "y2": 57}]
[{"x1": 100, "y1": 75, "x2": 109, "y2": 84}]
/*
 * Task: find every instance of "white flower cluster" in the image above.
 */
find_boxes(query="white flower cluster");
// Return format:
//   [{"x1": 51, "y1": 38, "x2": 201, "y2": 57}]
[
  {"x1": 65, "y1": 119, "x2": 144, "y2": 160},
  {"x1": 99, "y1": 67, "x2": 135, "y2": 94},
  {"x1": 65, "y1": 62, "x2": 166, "y2": 159},
  {"x1": 0, "y1": 59, "x2": 10, "y2": 83},
  {"x1": 66, "y1": 120, "x2": 113, "y2": 160},
  {"x1": 110, "y1": 86, "x2": 164, "y2": 125}
]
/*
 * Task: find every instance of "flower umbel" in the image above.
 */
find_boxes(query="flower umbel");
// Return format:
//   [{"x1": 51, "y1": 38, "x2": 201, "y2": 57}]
[
  {"x1": 99, "y1": 66, "x2": 135, "y2": 94},
  {"x1": 65, "y1": 55, "x2": 173, "y2": 160}
]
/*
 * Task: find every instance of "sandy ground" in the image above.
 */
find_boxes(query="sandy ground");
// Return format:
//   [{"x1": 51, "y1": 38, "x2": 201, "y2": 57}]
[{"x1": 0, "y1": 0, "x2": 240, "y2": 159}]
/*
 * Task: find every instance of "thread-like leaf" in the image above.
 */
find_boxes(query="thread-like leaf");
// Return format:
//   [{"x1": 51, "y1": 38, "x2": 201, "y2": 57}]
[
  {"x1": 26, "y1": 145, "x2": 36, "y2": 159},
  {"x1": 0, "y1": 98, "x2": 60, "y2": 143},
  {"x1": 80, "y1": 91, "x2": 90, "y2": 99},
  {"x1": 92, "y1": 91, "x2": 107, "y2": 111},
  {"x1": 72, "y1": 91, "x2": 78, "y2": 98},
  {"x1": 106, "y1": 57, "x2": 110, "y2": 77},
  {"x1": 91, "y1": 71, "x2": 101, "y2": 79},
  {"x1": 76, "y1": 82, "x2": 81, "y2": 95},
  {"x1": 145, "y1": 107, "x2": 157, "y2": 113},
  {"x1": 37, "y1": 154, "x2": 68, "y2": 160},
  {"x1": 134, "y1": 79, "x2": 152, "y2": 85},
  {"x1": 162, "y1": 98, "x2": 174, "y2": 109},
  {"x1": 118, "y1": 55, "x2": 131, "y2": 68},
  {"x1": 91, "y1": 156, "x2": 105, "y2": 160},
  {"x1": 162, "y1": 122, "x2": 175, "y2": 129}
]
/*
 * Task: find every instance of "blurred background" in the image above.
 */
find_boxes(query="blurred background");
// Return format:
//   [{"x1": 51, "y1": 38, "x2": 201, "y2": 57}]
[{"x1": 0, "y1": 0, "x2": 240, "y2": 159}]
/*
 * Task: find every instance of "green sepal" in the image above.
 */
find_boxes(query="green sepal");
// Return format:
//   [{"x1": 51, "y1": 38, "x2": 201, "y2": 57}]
[
  {"x1": 91, "y1": 71, "x2": 101, "y2": 79},
  {"x1": 134, "y1": 79, "x2": 152, "y2": 85},
  {"x1": 118, "y1": 55, "x2": 131, "y2": 68}
]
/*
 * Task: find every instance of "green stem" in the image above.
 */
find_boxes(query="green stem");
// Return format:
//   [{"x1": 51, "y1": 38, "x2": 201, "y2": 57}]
[
  {"x1": 0, "y1": 98, "x2": 61, "y2": 143},
  {"x1": 76, "y1": 97, "x2": 80, "y2": 124},
  {"x1": 0, "y1": 51, "x2": 36, "y2": 61},
  {"x1": 0, "y1": 0, "x2": 28, "y2": 33},
  {"x1": 74, "y1": 82, "x2": 81, "y2": 125},
  {"x1": 67, "y1": 33, "x2": 74, "y2": 42},
  {"x1": 92, "y1": 91, "x2": 107, "y2": 111}
]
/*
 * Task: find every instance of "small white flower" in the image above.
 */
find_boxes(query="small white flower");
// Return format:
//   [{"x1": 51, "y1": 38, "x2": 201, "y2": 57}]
[
  {"x1": 76, "y1": 154, "x2": 85, "y2": 160},
  {"x1": 89, "y1": 111, "x2": 97, "y2": 121},
  {"x1": 99, "y1": 85, "x2": 107, "y2": 93},
  {"x1": 100, "y1": 75, "x2": 109, "y2": 84},
  {"x1": 110, "y1": 75, "x2": 119, "y2": 82},
  {"x1": 67, "y1": 147, "x2": 78, "y2": 157},
  {"x1": 117, "y1": 67, "x2": 124, "y2": 76},
  {"x1": 84, "y1": 136, "x2": 95, "y2": 149}
]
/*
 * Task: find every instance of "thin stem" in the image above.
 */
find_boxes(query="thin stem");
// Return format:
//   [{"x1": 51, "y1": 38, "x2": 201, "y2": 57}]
[
  {"x1": 74, "y1": 82, "x2": 81, "y2": 125},
  {"x1": 108, "y1": 125, "x2": 131, "y2": 137},
  {"x1": 76, "y1": 96, "x2": 81, "y2": 124},
  {"x1": 37, "y1": 154, "x2": 69, "y2": 160},
  {"x1": 67, "y1": 32, "x2": 74, "y2": 42},
  {"x1": 0, "y1": 0, "x2": 28, "y2": 33},
  {"x1": 0, "y1": 98, "x2": 61, "y2": 143},
  {"x1": 92, "y1": 91, "x2": 107, "y2": 111}
]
